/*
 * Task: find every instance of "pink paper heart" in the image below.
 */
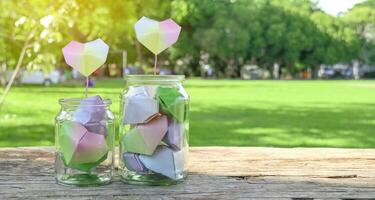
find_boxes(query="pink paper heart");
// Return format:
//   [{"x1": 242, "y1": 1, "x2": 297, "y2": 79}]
[
  {"x1": 62, "y1": 39, "x2": 109, "y2": 76},
  {"x1": 122, "y1": 115, "x2": 168, "y2": 155}
]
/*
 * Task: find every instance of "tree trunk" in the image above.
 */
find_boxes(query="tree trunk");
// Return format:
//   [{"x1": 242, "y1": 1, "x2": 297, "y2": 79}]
[
  {"x1": 312, "y1": 66, "x2": 319, "y2": 79},
  {"x1": 0, "y1": 62, "x2": 6, "y2": 88},
  {"x1": 0, "y1": 29, "x2": 34, "y2": 112},
  {"x1": 352, "y1": 61, "x2": 360, "y2": 80},
  {"x1": 0, "y1": 44, "x2": 28, "y2": 112},
  {"x1": 135, "y1": 41, "x2": 143, "y2": 67},
  {"x1": 273, "y1": 63, "x2": 280, "y2": 79}
]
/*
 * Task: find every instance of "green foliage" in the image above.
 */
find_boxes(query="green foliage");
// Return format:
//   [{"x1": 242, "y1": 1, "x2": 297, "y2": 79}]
[
  {"x1": 344, "y1": 0, "x2": 375, "y2": 65},
  {"x1": 170, "y1": 0, "x2": 369, "y2": 76},
  {"x1": 1, "y1": 0, "x2": 375, "y2": 76}
]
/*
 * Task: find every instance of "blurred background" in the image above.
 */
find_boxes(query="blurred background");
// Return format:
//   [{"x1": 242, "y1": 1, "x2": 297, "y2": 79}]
[{"x1": 0, "y1": 0, "x2": 374, "y2": 148}]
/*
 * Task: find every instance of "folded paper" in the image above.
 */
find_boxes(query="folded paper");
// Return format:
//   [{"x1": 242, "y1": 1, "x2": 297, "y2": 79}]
[
  {"x1": 156, "y1": 87, "x2": 186, "y2": 122},
  {"x1": 139, "y1": 146, "x2": 184, "y2": 180},
  {"x1": 123, "y1": 95, "x2": 159, "y2": 124},
  {"x1": 122, "y1": 115, "x2": 168, "y2": 155},
  {"x1": 123, "y1": 153, "x2": 147, "y2": 172},
  {"x1": 68, "y1": 129, "x2": 108, "y2": 165},
  {"x1": 164, "y1": 120, "x2": 185, "y2": 150},
  {"x1": 145, "y1": 85, "x2": 158, "y2": 98},
  {"x1": 81, "y1": 95, "x2": 105, "y2": 105},
  {"x1": 73, "y1": 96, "x2": 106, "y2": 125},
  {"x1": 135, "y1": 17, "x2": 181, "y2": 55},
  {"x1": 84, "y1": 121, "x2": 107, "y2": 136},
  {"x1": 70, "y1": 153, "x2": 108, "y2": 172},
  {"x1": 62, "y1": 39, "x2": 109, "y2": 76},
  {"x1": 59, "y1": 121, "x2": 108, "y2": 171},
  {"x1": 126, "y1": 86, "x2": 148, "y2": 98},
  {"x1": 59, "y1": 121, "x2": 86, "y2": 165},
  {"x1": 125, "y1": 86, "x2": 158, "y2": 98}
]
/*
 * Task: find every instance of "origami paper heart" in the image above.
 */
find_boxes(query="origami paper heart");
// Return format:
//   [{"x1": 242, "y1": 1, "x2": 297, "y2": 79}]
[
  {"x1": 156, "y1": 87, "x2": 187, "y2": 122},
  {"x1": 69, "y1": 153, "x2": 108, "y2": 172},
  {"x1": 125, "y1": 86, "x2": 158, "y2": 99},
  {"x1": 71, "y1": 130, "x2": 108, "y2": 164},
  {"x1": 59, "y1": 121, "x2": 108, "y2": 171},
  {"x1": 73, "y1": 96, "x2": 106, "y2": 125},
  {"x1": 135, "y1": 16, "x2": 181, "y2": 55},
  {"x1": 62, "y1": 39, "x2": 109, "y2": 76},
  {"x1": 123, "y1": 153, "x2": 147, "y2": 172},
  {"x1": 122, "y1": 115, "x2": 168, "y2": 155},
  {"x1": 125, "y1": 86, "x2": 148, "y2": 98},
  {"x1": 163, "y1": 120, "x2": 185, "y2": 150},
  {"x1": 139, "y1": 146, "x2": 184, "y2": 180},
  {"x1": 123, "y1": 95, "x2": 159, "y2": 124},
  {"x1": 84, "y1": 121, "x2": 107, "y2": 136},
  {"x1": 81, "y1": 95, "x2": 105, "y2": 105},
  {"x1": 145, "y1": 85, "x2": 158, "y2": 98},
  {"x1": 59, "y1": 122, "x2": 86, "y2": 165}
]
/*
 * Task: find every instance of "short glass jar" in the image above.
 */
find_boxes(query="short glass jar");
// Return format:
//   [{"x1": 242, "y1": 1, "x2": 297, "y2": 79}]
[
  {"x1": 55, "y1": 96, "x2": 115, "y2": 186},
  {"x1": 119, "y1": 75, "x2": 189, "y2": 185}
]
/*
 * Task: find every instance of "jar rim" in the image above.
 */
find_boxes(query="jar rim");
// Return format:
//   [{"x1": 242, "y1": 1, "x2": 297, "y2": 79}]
[
  {"x1": 58, "y1": 97, "x2": 112, "y2": 106},
  {"x1": 124, "y1": 75, "x2": 185, "y2": 82}
]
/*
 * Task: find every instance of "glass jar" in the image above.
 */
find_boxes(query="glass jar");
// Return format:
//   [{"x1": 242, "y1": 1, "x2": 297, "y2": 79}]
[
  {"x1": 55, "y1": 96, "x2": 115, "y2": 186},
  {"x1": 119, "y1": 75, "x2": 189, "y2": 185}
]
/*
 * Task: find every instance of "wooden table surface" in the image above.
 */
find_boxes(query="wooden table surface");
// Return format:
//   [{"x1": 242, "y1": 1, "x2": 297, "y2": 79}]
[{"x1": 0, "y1": 147, "x2": 375, "y2": 199}]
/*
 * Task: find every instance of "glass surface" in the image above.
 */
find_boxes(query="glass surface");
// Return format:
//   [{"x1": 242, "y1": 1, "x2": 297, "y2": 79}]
[
  {"x1": 55, "y1": 98, "x2": 115, "y2": 186},
  {"x1": 119, "y1": 75, "x2": 189, "y2": 185}
]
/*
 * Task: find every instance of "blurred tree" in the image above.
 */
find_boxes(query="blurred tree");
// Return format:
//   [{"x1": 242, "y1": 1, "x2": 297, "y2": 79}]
[
  {"x1": 170, "y1": 0, "x2": 368, "y2": 78},
  {"x1": 0, "y1": 0, "x2": 174, "y2": 111},
  {"x1": 344, "y1": 0, "x2": 375, "y2": 77},
  {"x1": 1, "y1": 0, "x2": 375, "y2": 82},
  {"x1": 0, "y1": 0, "x2": 69, "y2": 111}
]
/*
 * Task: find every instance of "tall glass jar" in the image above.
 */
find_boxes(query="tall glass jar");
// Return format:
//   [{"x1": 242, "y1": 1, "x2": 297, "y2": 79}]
[
  {"x1": 119, "y1": 75, "x2": 189, "y2": 185},
  {"x1": 55, "y1": 96, "x2": 115, "y2": 186}
]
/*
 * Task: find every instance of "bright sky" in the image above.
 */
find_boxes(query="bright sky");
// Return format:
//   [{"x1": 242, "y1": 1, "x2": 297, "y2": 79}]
[{"x1": 314, "y1": 0, "x2": 365, "y2": 15}]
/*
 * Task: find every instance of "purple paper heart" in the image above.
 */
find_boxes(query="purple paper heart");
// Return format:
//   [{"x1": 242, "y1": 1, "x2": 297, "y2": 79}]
[
  {"x1": 139, "y1": 146, "x2": 184, "y2": 180},
  {"x1": 123, "y1": 153, "x2": 147, "y2": 172},
  {"x1": 163, "y1": 119, "x2": 185, "y2": 150},
  {"x1": 84, "y1": 121, "x2": 107, "y2": 136},
  {"x1": 73, "y1": 96, "x2": 106, "y2": 125}
]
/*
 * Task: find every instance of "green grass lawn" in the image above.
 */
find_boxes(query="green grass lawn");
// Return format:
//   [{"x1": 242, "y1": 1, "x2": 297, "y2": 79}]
[{"x1": 0, "y1": 79, "x2": 375, "y2": 148}]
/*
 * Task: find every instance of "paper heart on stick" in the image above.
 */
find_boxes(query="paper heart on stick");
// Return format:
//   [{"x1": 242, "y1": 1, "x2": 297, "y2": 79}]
[
  {"x1": 135, "y1": 17, "x2": 181, "y2": 55},
  {"x1": 62, "y1": 39, "x2": 109, "y2": 76}
]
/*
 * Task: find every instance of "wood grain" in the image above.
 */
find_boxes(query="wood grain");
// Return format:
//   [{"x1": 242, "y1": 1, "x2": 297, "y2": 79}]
[{"x1": 0, "y1": 147, "x2": 375, "y2": 199}]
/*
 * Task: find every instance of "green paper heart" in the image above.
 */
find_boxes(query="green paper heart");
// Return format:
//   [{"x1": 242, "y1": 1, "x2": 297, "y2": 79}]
[
  {"x1": 62, "y1": 153, "x2": 108, "y2": 172},
  {"x1": 59, "y1": 121, "x2": 109, "y2": 172},
  {"x1": 59, "y1": 122, "x2": 86, "y2": 166},
  {"x1": 156, "y1": 87, "x2": 187, "y2": 122},
  {"x1": 122, "y1": 128, "x2": 151, "y2": 155}
]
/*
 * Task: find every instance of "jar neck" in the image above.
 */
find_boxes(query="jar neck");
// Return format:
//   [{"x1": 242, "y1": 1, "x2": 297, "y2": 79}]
[
  {"x1": 59, "y1": 98, "x2": 111, "y2": 110},
  {"x1": 124, "y1": 75, "x2": 185, "y2": 86}
]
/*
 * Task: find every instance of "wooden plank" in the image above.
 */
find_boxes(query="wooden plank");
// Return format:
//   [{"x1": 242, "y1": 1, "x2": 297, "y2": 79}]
[{"x1": 0, "y1": 147, "x2": 375, "y2": 199}]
